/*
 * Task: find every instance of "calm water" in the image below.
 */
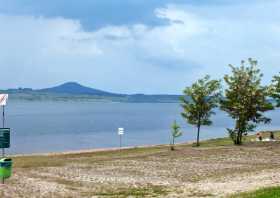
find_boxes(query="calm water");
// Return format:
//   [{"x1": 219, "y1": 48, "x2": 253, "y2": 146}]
[{"x1": 3, "y1": 101, "x2": 280, "y2": 154}]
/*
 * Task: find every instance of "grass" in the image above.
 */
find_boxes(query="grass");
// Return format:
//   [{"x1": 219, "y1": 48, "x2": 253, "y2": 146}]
[
  {"x1": 198, "y1": 137, "x2": 233, "y2": 147},
  {"x1": 12, "y1": 146, "x2": 168, "y2": 169},
  {"x1": 230, "y1": 186, "x2": 280, "y2": 198},
  {"x1": 13, "y1": 156, "x2": 67, "y2": 168},
  {"x1": 198, "y1": 130, "x2": 280, "y2": 147}
]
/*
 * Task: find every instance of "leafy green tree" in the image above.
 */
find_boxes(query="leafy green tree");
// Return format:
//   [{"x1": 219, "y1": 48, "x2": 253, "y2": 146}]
[
  {"x1": 220, "y1": 58, "x2": 274, "y2": 145},
  {"x1": 170, "y1": 120, "x2": 182, "y2": 150},
  {"x1": 271, "y1": 74, "x2": 280, "y2": 107},
  {"x1": 181, "y1": 75, "x2": 221, "y2": 147}
]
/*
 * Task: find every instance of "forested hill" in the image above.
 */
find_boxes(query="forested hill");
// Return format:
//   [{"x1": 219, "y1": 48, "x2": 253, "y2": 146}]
[{"x1": 0, "y1": 82, "x2": 181, "y2": 103}]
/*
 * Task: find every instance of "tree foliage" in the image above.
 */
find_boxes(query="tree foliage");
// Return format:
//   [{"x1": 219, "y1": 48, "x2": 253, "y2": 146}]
[
  {"x1": 170, "y1": 120, "x2": 182, "y2": 150},
  {"x1": 220, "y1": 58, "x2": 274, "y2": 145},
  {"x1": 271, "y1": 73, "x2": 280, "y2": 107},
  {"x1": 181, "y1": 75, "x2": 221, "y2": 146}
]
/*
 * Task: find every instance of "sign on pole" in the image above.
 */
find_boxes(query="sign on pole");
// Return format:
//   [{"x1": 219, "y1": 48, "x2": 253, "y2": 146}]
[
  {"x1": 0, "y1": 128, "x2": 10, "y2": 149},
  {"x1": 118, "y1": 128, "x2": 124, "y2": 136},
  {"x1": 118, "y1": 128, "x2": 124, "y2": 149},
  {"x1": 0, "y1": 94, "x2": 8, "y2": 106}
]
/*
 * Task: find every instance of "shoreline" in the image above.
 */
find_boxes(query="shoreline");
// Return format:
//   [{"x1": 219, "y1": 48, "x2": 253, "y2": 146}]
[
  {"x1": 9, "y1": 141, "x2": 196, "y2": 157},
  {"x1": 7, "y1": 130, "x2": 278, "y2": 157},
  {"x1": 8, "y1": 143, "x2": 174, "y2": 157}
]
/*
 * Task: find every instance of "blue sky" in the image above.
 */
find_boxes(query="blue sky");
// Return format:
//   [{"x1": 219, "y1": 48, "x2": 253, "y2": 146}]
[{"x1": 0, "y1": 0, "x2": 279, "y2": 94}]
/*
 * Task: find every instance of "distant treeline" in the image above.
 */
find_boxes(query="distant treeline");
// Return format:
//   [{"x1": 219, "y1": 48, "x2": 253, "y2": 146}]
[{"x1": 1, "y1": 91, "x2": 182, "y2": 103}]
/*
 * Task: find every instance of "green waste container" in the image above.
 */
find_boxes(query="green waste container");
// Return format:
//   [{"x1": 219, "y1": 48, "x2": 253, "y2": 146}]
[{"x1": 0, "y1": 158, "x2": 12, "y2": 179}]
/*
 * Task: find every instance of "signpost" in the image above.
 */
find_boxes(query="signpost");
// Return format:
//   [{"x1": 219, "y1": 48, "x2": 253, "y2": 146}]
[
  {"x1": 0, "y1": 94, "x2": 8, "y2": 157},
  {"x1": 0, "y1": 94, "x2": 9, "y2": 184},
  {"x1": 0, "y1": 128, "x2": 10, "y2": 150},
  {"x1": 118, "y1": 128, "x2": 124, "y2": 149}
]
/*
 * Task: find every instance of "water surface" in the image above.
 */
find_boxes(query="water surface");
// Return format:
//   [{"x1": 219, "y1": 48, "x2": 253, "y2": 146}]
[{"x1": 3, "y1": 101, "x2": 280, "y2": 154}]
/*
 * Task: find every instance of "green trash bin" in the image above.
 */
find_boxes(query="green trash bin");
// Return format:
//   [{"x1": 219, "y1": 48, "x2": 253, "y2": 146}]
[{"x1": 0, "y1": 158, "x2": 12, "y2": 179}]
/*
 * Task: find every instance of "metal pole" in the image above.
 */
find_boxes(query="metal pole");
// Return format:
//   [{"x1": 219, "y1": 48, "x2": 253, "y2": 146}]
[
  {"x1": 2, "y1": 106, "x2": 4, "y2": 127},
  {"x1": 2, "y1": 106, "x2": 4, "y2": 157},
  {"x1": 2, "y1": 106, "x2": 4, "y2": 158},
  {"x1": 119, "y1": 135, "x2": 122, "y2": 150},
  {"x1": 1, "y1": 106, "x2": 4, "y2": 184}
]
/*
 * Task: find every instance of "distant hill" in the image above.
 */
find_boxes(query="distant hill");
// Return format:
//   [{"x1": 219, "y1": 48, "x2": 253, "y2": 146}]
[
  {"x1": 1, "y1": 82, "x2": 181, "y2": 103},
  {"x1": 38, "y1": 82, "x2": 123, "y2": 96}
]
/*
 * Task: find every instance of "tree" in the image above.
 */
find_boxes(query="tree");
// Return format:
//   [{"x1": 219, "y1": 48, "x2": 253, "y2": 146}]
[
  {"x1": 181, "y1": 75, "x2": 221, "y2": 147},
  {"x1": 271, "y1": 73, "x2": 280, "y2": 107},
  {"x1": 170, "y1": 120, "x2": 182, "y2": 150},
  {"x1": 220, "y1": 58, "x2": 274, "y2": 145}
]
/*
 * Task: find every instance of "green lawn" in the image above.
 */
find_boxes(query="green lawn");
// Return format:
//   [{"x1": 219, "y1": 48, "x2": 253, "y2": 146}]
[{"x1": 231, "y1": 186, "x2": 280, "y2": 198}]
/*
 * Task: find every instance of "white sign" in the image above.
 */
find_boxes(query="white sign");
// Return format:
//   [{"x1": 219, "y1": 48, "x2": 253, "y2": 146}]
[
  {"x1": 0, "y1": 94, "x2": 8, "y2": 106},
  {"x1": 118, "y1": 128, "x2": 124, "y2": 135}
]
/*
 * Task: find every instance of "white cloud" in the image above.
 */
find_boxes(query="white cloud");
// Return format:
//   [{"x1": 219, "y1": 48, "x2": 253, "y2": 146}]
[{"x1": 0, "y1": 1, "x2": 280, "y2": 94}]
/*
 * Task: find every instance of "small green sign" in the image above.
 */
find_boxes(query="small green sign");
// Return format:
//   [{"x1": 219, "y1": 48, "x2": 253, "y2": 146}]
[{"x1": 0, "y1": 128, "x2": 10, "y2": 148}]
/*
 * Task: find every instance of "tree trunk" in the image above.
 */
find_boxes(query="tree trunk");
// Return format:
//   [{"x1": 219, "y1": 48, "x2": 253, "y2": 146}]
[
  {"x1": 233, "y1": 120, "x2": 243, "y2": 145},
  {"x1": 238, "y1": 132, "x2": 242, "y2": 145},
  {"x1": 235, "y1": 123, "x2": 243, "y2": 145},
  {"x1": 170, "y1": 137, "x2": 175, "y2": 151},
  {"x1": 236, "y1": 133, "x2": 241, "y2": 145},
  {"x1": 196, "y1": 123, "x2": 201, "y2": 147},
  {"x1": 238, "y1": 120, "x2": 246, "y2": 145}
]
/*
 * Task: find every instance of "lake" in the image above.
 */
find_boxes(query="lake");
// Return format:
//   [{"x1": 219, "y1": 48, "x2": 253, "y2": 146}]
[{"x1": 3, "y1": 101, "x2": 280, "y2": 154}]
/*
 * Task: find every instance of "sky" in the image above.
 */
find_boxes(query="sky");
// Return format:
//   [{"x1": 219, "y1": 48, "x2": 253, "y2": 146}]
[{"x1": 0, "y1": 0, "x2": 279, "y2": 94}]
